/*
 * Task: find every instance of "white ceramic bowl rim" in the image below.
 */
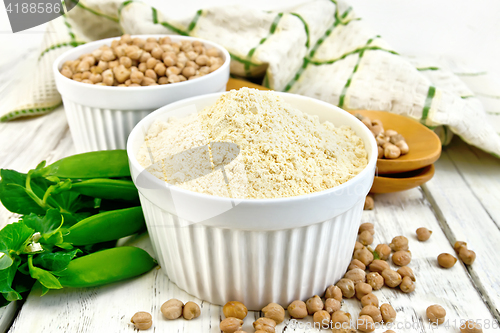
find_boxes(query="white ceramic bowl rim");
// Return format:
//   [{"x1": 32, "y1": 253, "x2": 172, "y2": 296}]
[
  {"x1": 53, "y1": 34, "x2": 231, "y2": 93},
  {"x1": 127, "y1": 92, "x2": 378, "y2": 205}
]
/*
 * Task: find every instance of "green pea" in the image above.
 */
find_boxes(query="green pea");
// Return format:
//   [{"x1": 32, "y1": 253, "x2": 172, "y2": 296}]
[
  {"x1": 71, "y1": 179, "x2": 139, "y2": 201},
  {"x1": 42, "y1": 150, "x2": 130, "y2": 179},
  {"x1": 64, "y1": 206, "x2": 145, "y2": 246},
  {"x1": 57, "y1": 247, "x2": 156, "y2": 288}
]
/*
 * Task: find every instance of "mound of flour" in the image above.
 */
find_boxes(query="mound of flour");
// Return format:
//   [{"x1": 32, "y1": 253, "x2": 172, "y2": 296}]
[{"x1": 137, "y1": 88, "x2": 368, "y2": 199}]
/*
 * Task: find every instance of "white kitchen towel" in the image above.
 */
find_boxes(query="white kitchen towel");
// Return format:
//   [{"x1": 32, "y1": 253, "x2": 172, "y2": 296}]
[{"x1": 1, "y1": 0, "x2": 499, "y2": 157}]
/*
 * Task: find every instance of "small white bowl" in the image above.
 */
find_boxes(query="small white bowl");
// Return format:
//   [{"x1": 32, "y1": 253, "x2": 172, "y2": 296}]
[
  {"x1": 53, "y1": 35, "x2": 230, "y2": 153},
  {"x1": 127, "y1": 92, "x2": 377, "y2": 310}
]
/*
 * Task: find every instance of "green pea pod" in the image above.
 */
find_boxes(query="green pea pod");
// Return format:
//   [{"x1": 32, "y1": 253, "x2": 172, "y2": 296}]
[
  {"x1": 64, "y1": 206, "x2": 145, "y2": 246},
  {"x1": 57, "y1": 247, "x2": 156, "y2": 288},
  {"x1": 71, "y1": 179, "x2": 139, "y2": 201},
  {"x1": 39, "y1": 150, "x2": 130, "y2": 179}
]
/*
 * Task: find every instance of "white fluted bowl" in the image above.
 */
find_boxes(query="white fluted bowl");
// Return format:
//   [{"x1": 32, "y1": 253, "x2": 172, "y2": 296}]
[
  {"x1": 53, "y1": 35, "x2": 230, "y2": 153},
  {"x1": 127, "y1": 92, "x2": 378, "y2": 310}
]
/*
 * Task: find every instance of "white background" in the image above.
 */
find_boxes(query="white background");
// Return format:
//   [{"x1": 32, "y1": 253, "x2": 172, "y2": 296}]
[{"x1": 1, "y1": 0, "x2": 499, "y2": 76}]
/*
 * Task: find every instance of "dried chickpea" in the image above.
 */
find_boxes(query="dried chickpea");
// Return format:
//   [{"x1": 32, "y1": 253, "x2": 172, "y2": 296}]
[
  {"x1": 90, "y1": 66, "x2": 103, "y2": 74},
  {"x1": 359, "y1": 230, "x2": 374, "y2": 246},
  {"x1": 361, "y1": 293, "x2": 378, "y2": 307},
  {"x1": 121, "y1": 34, "x2": 132, "y2": 44},
  {"x1": 336, "y1": 278, "x2": 355, "y2": 298},
  {"x1": 364, "y1": 195, "x2": 374, "y2": 210},
  {"x1": 102, "y1": 69, "x2": 114, "y2": 86},
  {"x1": 426, "y1": 304, "x2": 446, "y2": 325},
  {"x1": 182, "y1": 66, "x2": 196, "y2": 78},
  {"x1": 108, "y1": 60, "x2": 119, "y2": 69},
  {"x1": 91, "y1": 49, "x2": 103, "y2": 60},
  {"x1": 459, "y1": 247, "x2": 476, "y2": 265},
  {"x1": 124, "y1": 79, "x2": 132, "y2": 86},
  {"x1": 158, "y1": 77, "x2": 169, "y2": 85},
  {"x1": 89, "y1": 73, "x2": 102, "y2": 84},
  {"x1": 358, "y1": 223, "x2": 375, "y2": 235},
  {"x1": 416, "y1": 227, "x2": 432, "y2": 241},
  {"x1": 384, "y1": 129, "x2": 397, "y2": 137},
  {"x1": 396, "y1": 141, "x2": 409, "y2": 154},
  {"x1": 196, "y1": 54, "x2": 209, "y2": 66},
  {"x1": 366, "y1": 272, "x2": 384, "y2": 290},
  {"x1": 97, "y1": 60, "x2": 109, "y2": 71},
  {"x1": 131, "y1": 311, "x2": 152, "y2": 330},
  {"x1": 198, "y1": 66, "x2": 210, "y2": 75},
  {"x1": 306, "y1": 295, "x2": 323, "y2": 314},
  {"x1": 357, "y1": 315, "x2": 375, "y2": 333},
  {"x1": 375, "y1": 244, "x2": 391, "y2": 260},
  {"x1": 141, "y1": 77, "x2": 156, "y2": 86},
  {"x1": 101, "y1": 49, "x2": 116, "y2": 61},
  {"x1": 397, "y1": 266, "x2": 415, "y2": 281},
  {"x1": 454, "y1": 241, "x2": 467, "y2": 253},
  {"x1": 210, "y1": 63, "x2": 222, "y2": 72},
  {"x1": 331, "y1": 310, "x2": 351, "y2": 325},
  {"x1": 324, "y1": 298, "x2": 341, "y2": 314},
  {"x1": 119, "y1": 56, "x2": 132, "y2": 68},
  {"x1": 167, "y1": 66, "x2": 181, "y2": 76},
  {"x1": 384, "y1": 144, "x2": 401, "y2": 159},
  {"x1": 384, "y1": 331, "x2": 396, "y2": 333},
  {"x1": 130, "y1": 70, "x2": 144, "y2": 84},
  {"x1": 344, "y1": 268, "x2": 365, "y2": 284},
  {"x1": 144, "y1": 42, "x2": 158, "y2": 52},
  {"x1": 389, "y1": 236, "x2": 409, "y2": 252},
  {"x1": 381, "y1": 269, "x2": 402, "y2": 288},
  {"x1": 146, "y1": 57, "x2": 158, "y2": 69},
  {"x1": 61, "y1": 67, "x2": 73, "y2": 78},
  {"x1": 159, "y1": 36, "x2": 171, "y2": 44},
  {"x1": 138, "y1": 62, "x2": 147, "y2": 73},
  {"x1": 360, "y1": 305, "x2": 382, "y2": 323},
  {"x1": 223, "y1": 301, "x2": 247, "y2": 320},
  {"x1": 183, "y1": 301, "x2": 201, "y2": 320},
  {"x1": 76, "y1": 61, "x2": 90, "y2": 73},
  {"x1": 151, "y1": 47, "x2": 164, "y2": 60},
  {"x1": 313, "y1": 310, "x2": 331, "y2": 329},
  {"x1": 145, "y1": 69, "x2": 157, "y2": 81},
  {"x1": 207, "y1": 47, "x2": 220, "y2": 57},
  {"x1": 399, "y1": 276, "x2": 415, "y2": 293},
  {"x1": 154, "y1": 62, "x2": 167, "y2": 76},
  {"x1": 353, "y1": 248, "x2": 374, "y2": 266},
  {"x1": 370, "y1": 125, "x2": 383, "y2": 137},
  {"x1": 355, "y1": 283, "x2": 372, "y2": 300},
  {"x1": 377, "y1": 146, "x2": 384, "y2": 159},
  {"x1": 368, "y1": 259, "x2": 390, "y2": 273},
  {"x1": 253, "y1": 317, "x2": 276, "y2": 333},
  {"x1": 161, "y1": 299, "x2": 183, "y2": 320},
  {"x1": 392, "y1": 251, "x2": 411, "y2": 266},
  {"x1": 71, "y1": 73, "x2": 82, "y2": 82},
  {"x1": 168, "y1": 74, "x2": 181, "y2": 83},
  {"x1": 437, "y1": 253, "x2": 457, "y2": 268},
  {"x1": 113, "y1": 64, "x2": 131, "y2": 83},
  {"x1": 81, "y1": 71, "x2": 91, "y2": 80},
  {"x1": 354, "y1": 241, "x2": 364, "y2": 252},
  {"x1": 460, "y1": 320, "x2": 483, "y2": 333},
  {"x1": 163, "y1": 56, "x2": 176, "y2": 67},
  {"x1": 380, "y1": 303, "x2": 396, "y2": 323},
  {"x1": 234, "y1": 331, "x2": 248, "y2": 333},
  {"x1": 262, "y1": 303, "x2": 285, "y2": 324},
  {"x1": 287, "y1": 300, "x2": 307, "y2": 319},
  {"x1": 220, "y1": 317, "x2": 243, "y2": 333},
  {"x1": 325, "y1": 285, "x2": 343, "y2": 302},
  {"x1": 81, "y1": 55, "x2": 96, "y2": 65},
  {"x1": 348, "y1": 259, "x2": 366, "y2": 271}
]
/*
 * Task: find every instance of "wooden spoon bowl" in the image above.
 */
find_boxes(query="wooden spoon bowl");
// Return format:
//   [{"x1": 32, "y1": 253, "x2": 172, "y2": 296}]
[
  {"x1": 349, "y1": 110, "x2": 441, "y2": 175},
  {"x1": 371, "y1": 164, "x2": 435, "y2": 193}
]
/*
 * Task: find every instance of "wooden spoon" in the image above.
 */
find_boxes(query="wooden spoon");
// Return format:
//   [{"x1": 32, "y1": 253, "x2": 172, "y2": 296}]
[
  {"x1": 371, "y1": 164, "x2": 435, "y2": 193},
  {"x1": 349, "y1": 110, "x2": 441, "y2": 174}
]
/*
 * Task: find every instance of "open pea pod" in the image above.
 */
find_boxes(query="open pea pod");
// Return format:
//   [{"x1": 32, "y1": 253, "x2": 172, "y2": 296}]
[
  {"x1": 38, "y1": 150, "x2": 130, "y2": 179},
  {"x1": 64, "y1": 206, "x2": 145, "y2": 246},
  {"x1": 57, "y1": 246, "x2": 156, "y2": 288},
  {"x1": 71, "y1": 179, "x2": 139, "y2": 201}
]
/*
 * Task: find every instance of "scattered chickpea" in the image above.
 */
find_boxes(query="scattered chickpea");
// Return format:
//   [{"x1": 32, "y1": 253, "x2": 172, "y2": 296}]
[
  {"x1": 460, "y1": 320, "x2": 483, "y2": 333},
  {"x1": 336, "y1": 278, "x2": 355, "y2": 298},
  {"x1": 253, "y1": 317, "x2": 276, "y2": 333},
  {"x1": 389, "y1": 236, "x2": 409, "y2": 252},
  {"x1": 437, "y1": 253, "x2": 457, "y2": 268},
  {"x1": 366, "y1": 272, "x2": 384, "y2": 290},
  {"x1": 360, "y1": 305, "x2": 382, "y2": 323},
  {"x1": 183, "y1": 301, "x2": 201, "y2": 320},
  {"x1": 364, "y1": 195, "x2": 374, "y2": 210},
  {"x1": 380, "y1": 303, "x2": 396, "y2": 323},
  {"x1": 369, "y1": 260, "x2": 390, "y2": 273},
  {"x1": 220, "y1": 317, "x2": 244, "y2": 333},
  {"x1": 353, "y1": 241, "x2": 364, "y2": 253},
  {"x1": 459, "y1": 247, "x2": 476, "y2": 265},
  {"x1": 357, "y1": 315, "x2": 375, "y2": 332},
  {"x1": 344, "y1": 268, "x2": 366, "y2": 284},
  {"x1": 324, "y1": 298, "x2": 341, "y2": 314},
  {"x1": 348, "y1": 259, "x2": 366, "y2": 271},
  {"x1": 396, "y1": 266, "x2": 415, "y2": 281},
  {"x1": 359, "y1": 223, "x2": 375, "y2": 235},
  {"x1": 381, "y1": 269, "x2": 402, "y2": 288},
  {"x1": 454, "y1": 241, "x2": 468, "y2": 253},
  {"x1": 223, "y1": 301, "x2": 247, "y2": 320},
  {"x1": 355, "y1": 283, "x2": 372, "y2": 300},
  {"x1": 374, "y1": 244, "x2": 391, "y2": 260},
  {"x1": 131, "y1": 311, "x2": 152, "y2": 330},
  {"x1": 311, "y1": 310, "x2": 330, "y2": 329},
  {"x1": 392, "y1": 251, "x2": 412, "y2": 266},
  {"x1": 161, "y1": 299, "x2": 183, "y2": 320},
  {"x1": 359, "y1": 230, "x2": 374, "y2": 246},
  {"x1": 287, "y1": 300, "x2": 308, "y2": 319},
  {"x1": 325, "y1": 285, "x2": 343, "y2": 302},
  {"x1": 353, "y1": 248, "x2": 374, "y2": 266},
  {"x1": 416, "y1": 227, "x2": 432, "y2": 241},
  {"x1": 426, "y1": 304, "x2": 446, "y2": 325},
  {"x1": 384, "y1": 331, "x2": 396, "y2": 333},
  {"x1": 306, "y1": 295, "x2": 324, "y2": 315},
  {"x1": 399, "y1": 276, "x2": 415, "y2": 293},
  {"x1": 331, "y1": 310, "x2": 351, "y2": 325},
  {"x1": 262, "y1": 303, "x2": 285, "y2": 324},
  {"x1": 361, "y1": 293, "x2": 379, "y2": 308}
]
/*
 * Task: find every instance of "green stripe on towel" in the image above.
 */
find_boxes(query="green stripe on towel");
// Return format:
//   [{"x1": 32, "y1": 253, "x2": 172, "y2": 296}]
[{"x1": 421, "y1": 86, "x2": 436, "y2": 122}]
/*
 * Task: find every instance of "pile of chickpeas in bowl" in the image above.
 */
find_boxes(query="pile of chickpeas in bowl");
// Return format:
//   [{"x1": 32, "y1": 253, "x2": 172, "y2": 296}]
[{"x1": 59, "y1": 34, "x2": 225, "y2": 86}]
